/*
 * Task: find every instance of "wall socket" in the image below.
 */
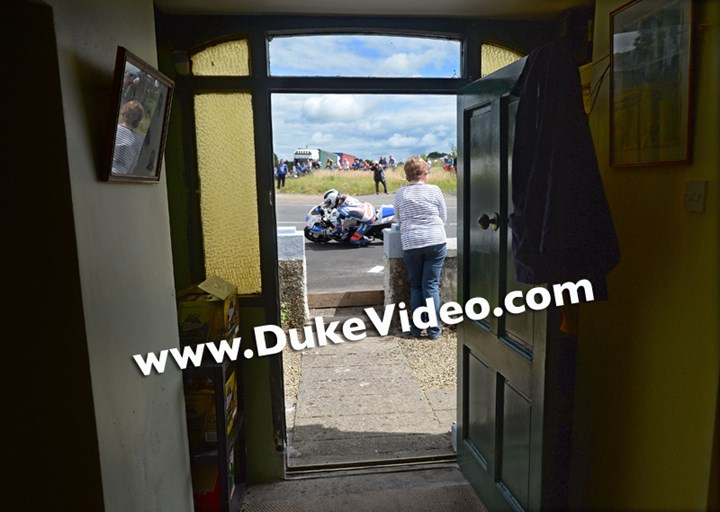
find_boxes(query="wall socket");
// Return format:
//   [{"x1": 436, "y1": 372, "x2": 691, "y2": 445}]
[{"x1": 684, "y1": 181, "x2": 707, "y2": 213}]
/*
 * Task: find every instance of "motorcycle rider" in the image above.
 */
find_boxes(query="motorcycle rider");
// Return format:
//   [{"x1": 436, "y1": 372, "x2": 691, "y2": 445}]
[{"x1": 323, "y1": 189, "x2": 375, "y2": 246}]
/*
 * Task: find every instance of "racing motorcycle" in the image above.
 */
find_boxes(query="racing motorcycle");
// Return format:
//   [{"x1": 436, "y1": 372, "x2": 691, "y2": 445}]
[{"x1": 303, "y1": 201, "x2": 395, "y2": 245}]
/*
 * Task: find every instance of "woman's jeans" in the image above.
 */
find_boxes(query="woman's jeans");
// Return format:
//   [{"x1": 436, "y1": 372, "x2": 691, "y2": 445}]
[{"x1": 402, "y1": 243, "x2": 446, "y2": 338}]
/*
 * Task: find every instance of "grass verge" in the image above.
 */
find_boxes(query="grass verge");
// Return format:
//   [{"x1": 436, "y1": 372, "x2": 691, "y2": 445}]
[{"x1": 280, "y1": 163, "x2": 457, "y2": 196}]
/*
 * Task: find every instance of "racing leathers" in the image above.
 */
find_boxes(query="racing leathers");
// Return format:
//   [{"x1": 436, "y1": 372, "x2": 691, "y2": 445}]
[{"x1": 329, "y1": 194, "x2": 376, "y2": 246}]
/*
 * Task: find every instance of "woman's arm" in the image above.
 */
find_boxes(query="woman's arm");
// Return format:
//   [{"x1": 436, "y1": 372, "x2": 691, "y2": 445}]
[
  {"x1": 436, "y1": 188, "x2": 447, "y2": 223},
  {"x1": 393, "y1": 191, "x2": 402, "y2": 225}
]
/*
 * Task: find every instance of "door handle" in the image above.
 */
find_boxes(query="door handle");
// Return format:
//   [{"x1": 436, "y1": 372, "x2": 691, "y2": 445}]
[{"x1": 478, "y1": 212, "x2": 500, "y2": 231}]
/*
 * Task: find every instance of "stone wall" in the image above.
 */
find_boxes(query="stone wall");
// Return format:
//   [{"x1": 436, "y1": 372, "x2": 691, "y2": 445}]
[
  {"x1": 277, "y1": 228, "x2": 309, "y2": 329},
  {"x1": 383, "y1": 225, "x2": 457, "y2": 309}
]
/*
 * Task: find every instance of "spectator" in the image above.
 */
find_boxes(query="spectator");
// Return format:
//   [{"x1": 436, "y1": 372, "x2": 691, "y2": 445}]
[
  {"x1": 393, "y1": 156, "x2": 447, "y2": 339},
  {"x1": 372, "y1": 162, "x2": 388, "y2": 194},
  {"x1": 276, "y1": 159, "x2": 288, "y2": 189}
]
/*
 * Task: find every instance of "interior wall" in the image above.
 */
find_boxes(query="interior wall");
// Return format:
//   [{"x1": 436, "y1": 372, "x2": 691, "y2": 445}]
[
  {"x1": 571, "y1": 0, "x2": 720, "y2": 509},
  {"x1": 38, "y1": 0, "x2": 194, "y2": 510},
  {"x1": 6, "y1": 2, "x2": 104, "y2": 509}
]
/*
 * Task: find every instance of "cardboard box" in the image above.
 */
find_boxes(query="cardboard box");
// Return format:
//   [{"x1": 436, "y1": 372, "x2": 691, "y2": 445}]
[
  {"x1": 177, "y1": 276, "x2": 239, "y2": 347},
  {"x1": 224, "y1": 370, "x2": 238, "y2": 436},
  {"x1": 184, "y1": 388, "x2": 218, "y2": 452}
]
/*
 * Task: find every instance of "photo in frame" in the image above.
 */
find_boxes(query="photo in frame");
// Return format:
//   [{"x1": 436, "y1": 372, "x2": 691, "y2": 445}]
[
  {"x1": 102, "y1": 47, "x2": 174, "y2": 182},
  {"x1": 610, "y1": 0, "x2": 693, "y2": 167}
]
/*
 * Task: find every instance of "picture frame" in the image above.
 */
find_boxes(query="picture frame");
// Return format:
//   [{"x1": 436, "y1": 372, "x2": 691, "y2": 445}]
[
  {"x1": 609, "y1": 0, "x2": 694, "y2": 167},
  {"x1": 102, "y1": 47, "x2": 174, "y2": 182}
]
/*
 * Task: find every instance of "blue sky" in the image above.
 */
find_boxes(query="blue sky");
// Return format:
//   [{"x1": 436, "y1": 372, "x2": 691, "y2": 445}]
[{"x1": 269, "y1": 35, "x2": 460, "y2": 162}]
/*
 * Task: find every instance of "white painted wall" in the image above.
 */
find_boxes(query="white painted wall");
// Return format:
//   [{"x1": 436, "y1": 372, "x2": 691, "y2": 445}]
[{"x1": 47, "y1": 0, "x2": 192, "y2": 510}]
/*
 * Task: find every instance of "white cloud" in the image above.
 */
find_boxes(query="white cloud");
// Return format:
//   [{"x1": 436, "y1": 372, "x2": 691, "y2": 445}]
[
  {"x1": 272, "y1": 93, "x2": 456, "y2": 161},
  {"x1": 420, "y1": 133, "x2": 438, "y2": 146},
  {"x1": 310, "y1": 132, "x2": 333, "y2": 144},
  {"x1": 269, "y1": 35, "x2": 460, "y2": 78},
  {"x1": 388, "y1": 133, "x2": 419, "y2": 147},
  {"x1": 302, "y1": 95, "x2": 370, "y2": 121}
]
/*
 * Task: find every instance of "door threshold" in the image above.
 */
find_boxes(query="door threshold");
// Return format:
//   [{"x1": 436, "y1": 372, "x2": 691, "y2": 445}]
[{"x1": 285, "y1": 454, "x2": 457, "y2": 478}]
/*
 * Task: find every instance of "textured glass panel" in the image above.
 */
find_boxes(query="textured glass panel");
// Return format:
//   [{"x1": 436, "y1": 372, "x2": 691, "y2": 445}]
[
  {"x1": 481, "y1": 44, "x2": 523, "y2": 78},
  {"x1": 195, "y1": 93, "x2": 261, "y2": 294},
  {"x1": 191, "y1": 40, "x2": 250, "y2": 76},
  {"x1": 269, "y1": 35, "x2": 460, "y2": 78}
]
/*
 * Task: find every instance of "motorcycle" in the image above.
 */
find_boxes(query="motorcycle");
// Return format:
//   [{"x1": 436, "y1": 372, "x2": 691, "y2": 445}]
[{"x1": 304, "y1": 201, "x2": 395, "y2": 245}]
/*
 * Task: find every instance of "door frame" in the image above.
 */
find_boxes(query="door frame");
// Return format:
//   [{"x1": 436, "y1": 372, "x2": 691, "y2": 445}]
[{"x1": 157, "y1": 12, "x2": 556, "y2": 479}]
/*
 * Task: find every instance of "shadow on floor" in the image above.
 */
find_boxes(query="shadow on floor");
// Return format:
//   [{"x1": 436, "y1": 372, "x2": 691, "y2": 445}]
[
  {"x1": 285, "y1": 333, "x2": 456, "y2": 468},
  {"x1": 241, "y1": 464, "x2": 487, "y2": 512}
]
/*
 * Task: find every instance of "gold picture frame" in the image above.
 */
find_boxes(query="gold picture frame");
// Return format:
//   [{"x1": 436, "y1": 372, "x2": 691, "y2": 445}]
[{"x1": 610, "y1": 0, "x2": 694, "y2": 167}]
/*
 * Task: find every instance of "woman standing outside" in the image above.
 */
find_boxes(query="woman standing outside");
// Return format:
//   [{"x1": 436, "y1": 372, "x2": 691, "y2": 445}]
[{"x1": 393, "y1": 156, "x2": 447, "y2": 339}]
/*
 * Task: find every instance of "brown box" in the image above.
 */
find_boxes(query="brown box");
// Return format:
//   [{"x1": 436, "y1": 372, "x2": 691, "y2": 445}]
[
  {"x1": 184, "y1": 388, "x2": 218, "y2": 451},
  {"x1": 177, "y1": 276, "x2": 239, "y2": 347}
]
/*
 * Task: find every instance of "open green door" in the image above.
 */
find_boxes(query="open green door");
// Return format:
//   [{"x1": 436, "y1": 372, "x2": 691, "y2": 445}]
[{"x1": 456, "y1": 58, "x2": 578, "y2": 511}]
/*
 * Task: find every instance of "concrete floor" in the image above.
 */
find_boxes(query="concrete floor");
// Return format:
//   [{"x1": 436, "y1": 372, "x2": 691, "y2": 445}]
[
  {"x1": 241, "y1": 464, "x2": 487, "y2": 512},
  {"x1": 267, "y1": 306, "x2": 476, "y2": 511},
  {"x1": 285, "y1": 327, "x2": 456, "y2": 467}
]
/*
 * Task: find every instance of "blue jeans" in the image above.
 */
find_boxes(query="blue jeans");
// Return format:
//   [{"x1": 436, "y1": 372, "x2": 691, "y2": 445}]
[{"x1": 403, "y1": 243, "x2": 446, "y2": 338}]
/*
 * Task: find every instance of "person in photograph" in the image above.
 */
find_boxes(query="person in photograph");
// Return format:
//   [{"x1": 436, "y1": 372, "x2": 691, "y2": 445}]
[
  {"x1": 393, "y1": 156, "x2": 448, "y2": 339},
  {"x1": 134, "y1": 90, "x2": 166, "y2": 176},
  {"x1": 112, "y1": 100, "x2": 145, "y2": 175}
]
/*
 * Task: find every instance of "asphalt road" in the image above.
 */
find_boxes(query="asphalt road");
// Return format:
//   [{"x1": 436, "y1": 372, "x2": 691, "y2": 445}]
[{"x1": 275, "y1": 192, "x2": 457, "y2": 293}]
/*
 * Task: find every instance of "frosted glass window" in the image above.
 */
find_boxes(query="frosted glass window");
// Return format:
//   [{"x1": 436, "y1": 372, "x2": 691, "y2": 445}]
[
  {"x1": 481, "y1": 44, "x2": 523, "y2": 77},
  {"x1": 191, "y1": 40, "x2": 250, "y2": 76},
  {"x1": 194, "y1": 93, "x2": 261, "y2": 294},
  {"x1": 269, "y1": 35, "x2": 461, "y2": 78}
]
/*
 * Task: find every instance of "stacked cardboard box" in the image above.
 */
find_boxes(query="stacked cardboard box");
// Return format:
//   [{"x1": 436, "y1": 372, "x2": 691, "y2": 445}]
[{"x1": 177, "y1": 276, "x2": 239, "y2": 347}]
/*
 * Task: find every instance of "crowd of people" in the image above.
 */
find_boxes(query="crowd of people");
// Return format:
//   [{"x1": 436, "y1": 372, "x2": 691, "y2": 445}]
[{"x1": 273, "y1": 152, "x2": 455, "y2": 192}]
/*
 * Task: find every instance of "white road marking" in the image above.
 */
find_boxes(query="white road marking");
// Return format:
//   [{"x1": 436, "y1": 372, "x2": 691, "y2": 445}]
[{"x1": 368, "y1": 265, "x2": 384, "y2": 273}]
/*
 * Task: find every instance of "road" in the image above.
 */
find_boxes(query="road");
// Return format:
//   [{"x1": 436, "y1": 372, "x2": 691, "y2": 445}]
[{"x1": 275, "y1": 192, "x2": 457, "y2": 293}]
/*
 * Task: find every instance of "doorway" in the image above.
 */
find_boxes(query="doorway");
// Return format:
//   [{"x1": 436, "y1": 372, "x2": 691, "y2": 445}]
[
  {"x1": 271, "y1": 91, "x2": 459, "y2": 468},
  {"x1": 160, "y1": 11, "x2": 545, "y2": 486}
]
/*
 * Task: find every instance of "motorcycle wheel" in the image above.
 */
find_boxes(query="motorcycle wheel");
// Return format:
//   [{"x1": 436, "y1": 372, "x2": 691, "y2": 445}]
[{"x1": 304, "y1": 226, "x2": 330, "y2": 243}]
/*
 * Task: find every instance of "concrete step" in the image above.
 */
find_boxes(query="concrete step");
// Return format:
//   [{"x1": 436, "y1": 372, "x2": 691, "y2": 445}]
[
  {"x1": 308, "y1": 289, "x2": 384, "y2": 309},
  {"x1": 308, "y1": 304, "x2": 399, "y2": 338}
]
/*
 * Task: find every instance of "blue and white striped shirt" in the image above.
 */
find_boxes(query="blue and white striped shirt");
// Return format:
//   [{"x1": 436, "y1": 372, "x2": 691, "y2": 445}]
[{"x1": 393, "y1": 183, "x2": 447, "y2": 250}]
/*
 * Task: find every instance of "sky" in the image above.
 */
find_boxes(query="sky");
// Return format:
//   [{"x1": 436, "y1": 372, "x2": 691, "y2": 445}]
[{"x1": 269, "y1": 35, "x2": 460, "y2": 162}]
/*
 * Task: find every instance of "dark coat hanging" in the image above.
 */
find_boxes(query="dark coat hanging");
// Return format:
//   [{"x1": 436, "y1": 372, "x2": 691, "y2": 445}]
[{"x1": 509, "y1": 39, "x2": 620, "y2": 300}]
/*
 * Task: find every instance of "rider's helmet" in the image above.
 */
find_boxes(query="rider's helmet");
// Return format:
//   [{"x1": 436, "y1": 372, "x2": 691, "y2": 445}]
[{"x1": 323, "y1": 189, "x2": 340, "y2": 208}]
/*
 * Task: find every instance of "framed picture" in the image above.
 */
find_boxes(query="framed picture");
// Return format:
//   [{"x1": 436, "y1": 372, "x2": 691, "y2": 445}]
[
  {"x1": 102, "y1": 47, "x2": 174, "y2": 182},
  {"x1": 610, "y1": 0, "x2": 694, "y2": 167}
]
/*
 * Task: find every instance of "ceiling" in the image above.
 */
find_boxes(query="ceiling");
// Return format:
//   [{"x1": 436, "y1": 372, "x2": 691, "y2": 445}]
[{"x1": 154, "y1": 0, "x2": 594, "y2": 19}]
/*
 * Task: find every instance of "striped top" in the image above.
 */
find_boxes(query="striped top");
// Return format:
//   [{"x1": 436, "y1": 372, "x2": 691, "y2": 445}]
[
  {"x1": 112, "y1": 124, "x2": 144, "y2": 175},
  {"x1": 393, "y1": 183, "x2": 447, "y2": 250}
]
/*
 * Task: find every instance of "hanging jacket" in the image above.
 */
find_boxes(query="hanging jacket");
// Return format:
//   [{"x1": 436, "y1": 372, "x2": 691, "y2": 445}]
[{"x1": 509, "y1": 39, "x2": 620, "y2": 300}]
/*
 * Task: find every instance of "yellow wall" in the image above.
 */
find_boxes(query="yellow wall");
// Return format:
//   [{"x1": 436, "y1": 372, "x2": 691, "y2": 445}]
[{"x1": 572, "y1": 1, "x2": 720, "y2": 509}]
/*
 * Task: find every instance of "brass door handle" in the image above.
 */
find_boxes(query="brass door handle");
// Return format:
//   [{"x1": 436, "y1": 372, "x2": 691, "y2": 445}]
[{"x1": 478, "y1": 212, "x2": 499, "y2": 231}]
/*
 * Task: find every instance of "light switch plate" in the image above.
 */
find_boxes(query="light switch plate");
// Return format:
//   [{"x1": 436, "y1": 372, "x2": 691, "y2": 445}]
[{"x1": 684, "y1": 181, "x2": 707, "y2": 213}]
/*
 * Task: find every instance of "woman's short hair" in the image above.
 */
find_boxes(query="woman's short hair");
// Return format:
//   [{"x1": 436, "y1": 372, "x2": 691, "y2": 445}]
[
  {"x1": 120, "y1": 100, "x2": 145, "y2": 129},
  {"x1": 404, "y1": 156, "x2": 428, "y2": 182}
]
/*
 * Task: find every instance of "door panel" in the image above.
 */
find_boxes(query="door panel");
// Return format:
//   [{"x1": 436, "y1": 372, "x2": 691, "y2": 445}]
[
  {"x1": 467, "y1": 104, "x2": 501, "y2": 334},
  {"x1": 457, "y1": 58, "x2": 577, "y2": 511},
  {"x1": 503, "y1": 100, "x2": 536, "y2": 349},
  {"x1": 500, "y1": 381, "x2": 532, "y2": 511},
  {"x1": 465, "y1": 351, "x2": 495, "y2": 468}
]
